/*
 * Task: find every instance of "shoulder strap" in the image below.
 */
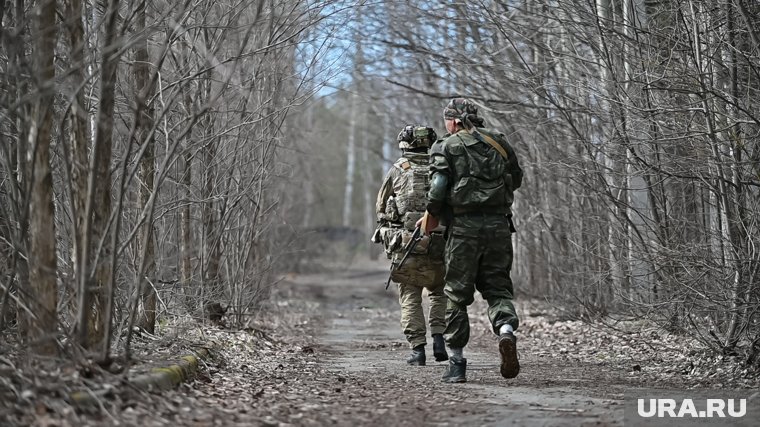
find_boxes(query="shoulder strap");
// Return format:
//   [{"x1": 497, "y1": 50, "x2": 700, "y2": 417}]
[{"x1": 474, "y1": 131, "x2": 508, "y2": 161}]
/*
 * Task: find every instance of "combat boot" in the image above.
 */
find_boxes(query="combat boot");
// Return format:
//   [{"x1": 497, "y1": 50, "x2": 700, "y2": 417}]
[
  {"x1": 407, "y1": 345, "x2": 426, "y2": 366},
  {"x1": 441, "y1": 357, "x2": 466, "y2": 383},
  {"x1": 499, "y1": 331, "x2": 520, "y2": 379},
  {"x1": 432, "y1": 334, "x2": 448, "y2": 361}
]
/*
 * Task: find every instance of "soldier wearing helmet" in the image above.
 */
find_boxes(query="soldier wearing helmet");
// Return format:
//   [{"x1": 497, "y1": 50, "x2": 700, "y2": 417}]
[
  {"x1": 374, "y1": 124, "x2": 448, "y2": 365},
  {"x1": 421, "y1": 98, "x2": 523, "y2": 383}
]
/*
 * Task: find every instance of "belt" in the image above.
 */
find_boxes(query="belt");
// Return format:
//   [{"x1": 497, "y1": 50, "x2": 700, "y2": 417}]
[{"x1": 451, "y1": 206, "x2": 508, "y2": 216}]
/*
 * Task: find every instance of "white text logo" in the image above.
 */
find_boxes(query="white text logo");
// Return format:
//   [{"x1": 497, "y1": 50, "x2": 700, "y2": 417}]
[{"x1": 637, "y1": 399, "x2": 746, "y2": 418}]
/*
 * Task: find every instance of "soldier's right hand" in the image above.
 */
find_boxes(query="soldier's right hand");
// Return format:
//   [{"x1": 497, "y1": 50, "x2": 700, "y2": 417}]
[{"x1": 418, "y1": 212, "x2": 439, "y2": 236}]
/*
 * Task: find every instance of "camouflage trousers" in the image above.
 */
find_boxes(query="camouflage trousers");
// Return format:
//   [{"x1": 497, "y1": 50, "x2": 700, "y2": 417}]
[
  {"x1": 393, "y1": 255, "x2": 446, "y2": 348},
  {"x1": 442, "y1": 215, "x2": 519, "y2": 349}
]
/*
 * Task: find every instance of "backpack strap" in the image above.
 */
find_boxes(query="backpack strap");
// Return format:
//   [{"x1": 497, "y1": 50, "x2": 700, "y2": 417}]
[{"x1": 473, "y1": 131, "x2": 508, "y2": 161}]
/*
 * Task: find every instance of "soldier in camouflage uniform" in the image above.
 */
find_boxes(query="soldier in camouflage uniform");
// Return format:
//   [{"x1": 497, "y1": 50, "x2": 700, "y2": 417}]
[
  {"x1": 421, "y1": 98, "x2": 523, "y2": 383},
  {"x1": 375, "y1": 125, "x2": 449, "y2": 365}
]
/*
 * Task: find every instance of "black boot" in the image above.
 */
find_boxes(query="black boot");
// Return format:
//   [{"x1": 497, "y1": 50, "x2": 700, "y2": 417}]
[
  {"x1": 407, "y1": 345, "x2": 426, "y2": 366},
  {"x1": 499, "y1": 331, "x2": 520, "y2": 379},
  {"x1": 432, "y1": 334, "x2": 448, "y2": 362},
  {"x1": 441, "y1": 357, "x2": 466, "y2": 383}
]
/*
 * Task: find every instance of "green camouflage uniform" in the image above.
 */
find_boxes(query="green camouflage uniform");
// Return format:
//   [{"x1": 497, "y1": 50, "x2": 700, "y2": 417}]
[
  {"x1": 376, "y1": 152, "x2": 447, "y2": 349},
  {"x1": 427, "y1": 122, "x2": 523, "y2": 349}
]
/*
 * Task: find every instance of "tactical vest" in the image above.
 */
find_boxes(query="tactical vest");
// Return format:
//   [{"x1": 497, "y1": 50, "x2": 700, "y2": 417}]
[
  {"x1": 380, "y1": 152, "x2": 445, "y2": 271},
  {"x1": 391, "y1": 152, "x2": 430, "y2": 231}
]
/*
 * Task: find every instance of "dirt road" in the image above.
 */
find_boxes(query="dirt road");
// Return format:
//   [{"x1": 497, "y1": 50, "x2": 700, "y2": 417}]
[
  {"x1": 35, "y1": 259, "x2": 758, "y2": 426},
  {"x1": 277, "y1": 259, "x2": 624, "y2": 426}
]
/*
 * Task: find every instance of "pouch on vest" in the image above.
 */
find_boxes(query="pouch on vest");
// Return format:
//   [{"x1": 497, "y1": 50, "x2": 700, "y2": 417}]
[
  {"x1": 394, "y1": 230, "x2": 445, "y2": 260},
  {"x1": 381, "y1": 227, "x2": 403, "y2": 259},
  {"x1": 402, "y1": 212, "x2": 423, "y2": 231},
  {"x1": 385, "y1": 196, "x2": 400, "y2": 222},
  {"x1": 401, "y1": 229, "x2": 430, "y2": 255},
  {"x1": 390, "y1": 231, "x2": 445, "y2": 283}
]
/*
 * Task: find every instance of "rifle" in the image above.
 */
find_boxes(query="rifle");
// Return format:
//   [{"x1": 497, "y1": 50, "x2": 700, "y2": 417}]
[{"x1": 385, "y1": 225, "x2": 423, "y2": 290}]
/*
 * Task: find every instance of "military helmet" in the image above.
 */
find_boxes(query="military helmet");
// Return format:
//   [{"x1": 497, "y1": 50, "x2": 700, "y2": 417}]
[{"x1": 397, "y1": 124, "x2": 437, "y2": 150}]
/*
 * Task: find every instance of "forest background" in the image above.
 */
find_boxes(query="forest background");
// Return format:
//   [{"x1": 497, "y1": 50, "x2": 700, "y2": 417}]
[{"x1": 1, "y1": 0, "x2": 759, "y2": 367}]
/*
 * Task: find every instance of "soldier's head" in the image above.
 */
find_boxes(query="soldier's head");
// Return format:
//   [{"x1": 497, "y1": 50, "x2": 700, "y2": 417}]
[
  {"x1": 397, "y1": 124, "x2": 437, "y2": 152},
  {"x1": 443, "y1": 98, "x2": 483, "y2": 133}
]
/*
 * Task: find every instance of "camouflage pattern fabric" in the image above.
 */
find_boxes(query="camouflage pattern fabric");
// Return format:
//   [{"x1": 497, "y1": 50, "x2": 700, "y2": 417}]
[
  {"x1": 442, "y1": 215, "x2": 518, "y2": 348},
  {"x1": 443, "y1": 98, "x2": 479, "y2": 120},
  {"x1": 376, "y1": 152, "x2": 431, "y2": 226},
  {"x1": 397, "y1": 125, "x2": 437, "y2": 151},
  {"x1": 427, "y1": 114, "x2": 523, "y2": 350},
  {"x1": 393, "y1": 254, "x2": 446, "y2": 348},
  {"x1": 388, "y1": 233, "x2": 445, "y2": 281},
  {"x1": 375, "y1": 145, "x2": 447, "y2": 349},
  {"x1": 428, "y1": 129, "x2": 522, "y2": 214}
]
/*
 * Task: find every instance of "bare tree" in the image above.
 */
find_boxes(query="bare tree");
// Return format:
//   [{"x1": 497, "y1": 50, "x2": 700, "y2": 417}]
[
  {"x1": 25, "y1": 0, "x2": 58, "y2": 356},
  {"x1": 133, "y1": 0, "x2": 157, "y2": 333},
  {"x1": 323, "y1": 0, "x2": 760, "y2": 354}
]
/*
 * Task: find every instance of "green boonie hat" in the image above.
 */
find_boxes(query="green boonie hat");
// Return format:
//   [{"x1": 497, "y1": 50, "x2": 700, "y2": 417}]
[{"x1": 443, "y1": 98, "x2": 478, "y2": 120}]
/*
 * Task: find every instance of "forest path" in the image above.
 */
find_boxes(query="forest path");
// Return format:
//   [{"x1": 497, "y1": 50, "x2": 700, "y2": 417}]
[
  {"x1": 26, "y1": 259, "x2": 759, "y2": 426},
  {"x1": 284, "y1": 259, "x2": 624, "y2": 426}
]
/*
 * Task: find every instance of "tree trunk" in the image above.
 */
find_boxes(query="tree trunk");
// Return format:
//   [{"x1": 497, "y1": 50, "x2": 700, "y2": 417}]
[
  {"x1": 595, "y1": 0, "x2": 621, "y2": 310},
  {"x1": 202, "y1": 127, "x2": 220, "y2": 307},
  {"x1": 26, "y1": 0, "x2": 58, "y2": 356},
  {"x1": 361, "y1": 106, "x2": 379, "y2": 259},
  {"x1": 11, "y1": 0, "x2": 30, "y2": 344},
  {"x1": 381, "y1": 112, "x2": 392, "y2": 175},
  {"x1": 134, "y1": 0, "x2": 157, "y2": 333},
  {"x1": 180, "y1": 54, "x2": 194, "y2": 307},
  {"x1": 64, "y1": 0, "x2": 90, "y2": 332},
  {"x1": 342, "y1": 89, "x2": 357, "y2": 227},
  {"x1": 77, "y1": 0, "x2": 120, "y2": 350},
  {"x1": 180, "y1": 147, "x2": 193, "y2": 301},
  {"x1": 302, "y1": 106, "x2": 314, "y2": 229}
]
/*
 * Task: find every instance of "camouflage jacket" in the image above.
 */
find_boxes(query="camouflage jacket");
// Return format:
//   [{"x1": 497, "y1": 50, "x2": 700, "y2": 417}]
[{"x1": 428, "y1": 127, "x2": 522, "y2": 216}]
